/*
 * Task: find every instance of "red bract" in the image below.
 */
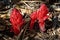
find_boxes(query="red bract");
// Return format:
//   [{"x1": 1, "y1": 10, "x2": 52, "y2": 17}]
[
  {"x1": 30, "y1": 4, "x2": 49, "y2": 32},
  {"x1": 10, "y1": 8, "x2": 24, "y2": 35}
]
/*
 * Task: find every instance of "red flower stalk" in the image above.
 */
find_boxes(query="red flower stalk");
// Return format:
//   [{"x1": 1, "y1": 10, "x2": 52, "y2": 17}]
[
  {"x1": 30, "y1": 4, "x2": 49, "y2": 32},
  {"x1": 10, "y1": 8, "x2": 24, "y2": 35}
]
